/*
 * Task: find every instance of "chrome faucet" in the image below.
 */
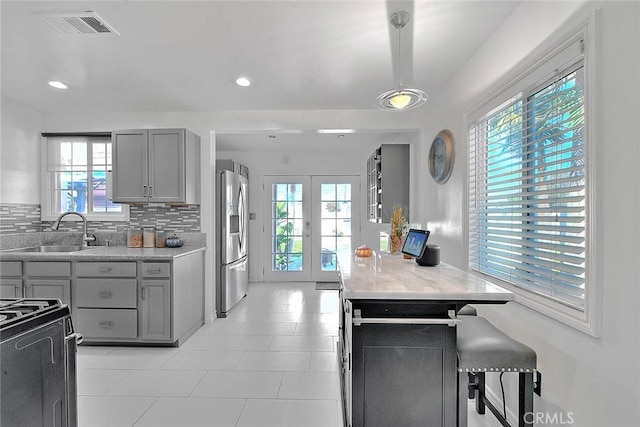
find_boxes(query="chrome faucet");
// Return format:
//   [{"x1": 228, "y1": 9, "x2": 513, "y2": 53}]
[{"x1": 51, "y1": 211, "x2": 96, "y2": 247}]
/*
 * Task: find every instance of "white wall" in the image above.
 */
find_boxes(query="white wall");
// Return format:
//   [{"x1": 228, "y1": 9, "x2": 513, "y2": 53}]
[
  {"x1": 421, "y1": 1, "x2": 640, "y2": 425},
  {"x1": 0, "y1": 100, "x2": 42, "y2": 203}
]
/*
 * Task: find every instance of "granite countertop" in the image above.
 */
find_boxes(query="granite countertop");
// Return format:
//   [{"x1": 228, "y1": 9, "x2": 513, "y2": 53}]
[
  {"x1": 341, "y1": 253, "x2": 514, "y2": 302},
  {"x1": 0, "y1": 245, "x2": 206, "y2": 261}
]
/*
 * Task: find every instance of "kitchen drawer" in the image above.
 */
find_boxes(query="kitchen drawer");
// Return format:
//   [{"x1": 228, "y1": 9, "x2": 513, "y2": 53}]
[
  {"x1": 0, "y1": 261, "x2": 22, "y2": 277},
  {"x1": 76, "y1": 308, "x2": 138, "y2": 339},
  {"x1": 141, "y1": 262, "x2": 170, "y2": 278},
  {"x1": 25, "y1": 262, "x2": 71, "y2": 277},
  {"x1": 76, "y1": 279, "x2": 137, "y2": 308},
  {"x1": 76, "y1": 262, "x2": 136, "y2": 277}
]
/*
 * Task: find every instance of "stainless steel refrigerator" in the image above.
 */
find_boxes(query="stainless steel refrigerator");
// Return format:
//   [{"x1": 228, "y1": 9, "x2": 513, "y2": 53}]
[{"x1": 216, "y1": 169, "x2": 249, "y2": 318}]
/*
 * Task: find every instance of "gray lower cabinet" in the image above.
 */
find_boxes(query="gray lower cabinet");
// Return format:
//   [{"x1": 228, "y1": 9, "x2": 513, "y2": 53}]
[
  {"x1": 26, "y1": 279, "x2": 72, "y2": 305},
  {"x1": 74, "y1": 253, "x2": 204, "y2": 345},
  {"x1": 139, "y1": 279, "x2": 171, "y2": 341},
  {"x1": 341, "y1": 298, "x2": 458, "y2": 427},
  {"x1": 0, "y1": 261, "x2": 71, "y2": 305},
  {"x1": 0, "y1": 252, "x2": 204, "y2": 346},
  {"x1": 0, "y1": 278, "x2": 22, "y2": 298},
  {"x1": 75, "y1": 261, "x2": 138, "y2": 341},
  {"x1": 76, "y1": 309, "x2": 138, "y2": 339},
  {"x1": 0, "y1": 261, "x2": 22, "y2": 298},
  {"x1": 139, "y1": 261, "x2": 171, "y2": 341}
]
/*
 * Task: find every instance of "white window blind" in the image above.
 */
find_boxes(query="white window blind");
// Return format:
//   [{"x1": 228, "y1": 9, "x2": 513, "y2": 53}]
[{"x1": 469, "y1": 55, "x2": 586, "y2": 311}]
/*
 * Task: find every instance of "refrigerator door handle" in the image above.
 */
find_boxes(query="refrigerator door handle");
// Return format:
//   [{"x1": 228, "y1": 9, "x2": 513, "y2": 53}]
[{"x1": 238, "y1": 184, "x2": 246, "y2": 254}]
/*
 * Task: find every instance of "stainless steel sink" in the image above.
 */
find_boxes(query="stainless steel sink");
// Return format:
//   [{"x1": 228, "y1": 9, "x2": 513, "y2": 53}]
[{"x1": 4, "y1": 245, "x2": 100, "y2": 253}]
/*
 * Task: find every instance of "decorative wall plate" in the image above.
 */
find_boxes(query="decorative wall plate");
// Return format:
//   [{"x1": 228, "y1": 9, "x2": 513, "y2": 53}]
[{"x1": 428, "y1": 130, "x2": 455, "y2": 184}]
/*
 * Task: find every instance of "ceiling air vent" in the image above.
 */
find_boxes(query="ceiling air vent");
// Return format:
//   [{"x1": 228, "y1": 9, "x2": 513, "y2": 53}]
[{"x1": 43, "y1": 12, "x2": 119, "y2": 35}]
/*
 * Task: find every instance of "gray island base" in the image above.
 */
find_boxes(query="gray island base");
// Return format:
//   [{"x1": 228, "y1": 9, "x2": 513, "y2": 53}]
[{"x1": 339, "y1": 254, "x2": 514, "y2": 427}]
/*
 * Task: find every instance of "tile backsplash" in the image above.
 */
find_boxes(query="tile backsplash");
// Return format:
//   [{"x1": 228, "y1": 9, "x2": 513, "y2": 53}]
[
  {"x1": 0, "y1": 203, "x2": 41, "y2": 234},
  {"x1": 129, "y1": 205, "x2": 201, "y2": 232},
  {"x1": 0, "y1": 203, "x2": 201, "y2": 234}
]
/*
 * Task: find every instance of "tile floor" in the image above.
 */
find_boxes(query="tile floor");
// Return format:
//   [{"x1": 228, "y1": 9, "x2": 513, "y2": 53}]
[{"x1": 77, "y1": 282, "x2": 500, "y2": 427}]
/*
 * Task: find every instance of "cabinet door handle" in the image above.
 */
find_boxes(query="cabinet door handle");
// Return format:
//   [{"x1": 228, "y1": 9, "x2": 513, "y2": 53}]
[
  {"x1": 141, "y1": 286, "x2": 146, "y2": 300},
  {"x1": 146, "y1": 268, "x2": 163, "y2": 273},
  {"x1": 97, "y1": 266, "x2": 112, "y2": 273},
  {"x1": 98, "y1": 321, "x2": 114, "y2": 329},
  {"x1": 143, "y1": 185, "x2": 148, "y2": 197},
  {"x1": 98, "y1": 291, "x2": 114, "y2": 298},
  {"x1": 14, "y1": 286, "x2": 20, "y2": 298},
  {"x1": 148, "y1": 185, "x2": 153, "y2": 198},
  {"x1": 24, "y1": 285, "x2": 31, "y2": 297}
]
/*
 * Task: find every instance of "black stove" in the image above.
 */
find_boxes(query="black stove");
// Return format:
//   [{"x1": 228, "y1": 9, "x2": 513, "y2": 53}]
[
  {"x1": 0, "y1": 298, "x2": 71, "y2": 341},
  {"x1": 1, "y1": 298, "x2": 80, "y2": 427}
]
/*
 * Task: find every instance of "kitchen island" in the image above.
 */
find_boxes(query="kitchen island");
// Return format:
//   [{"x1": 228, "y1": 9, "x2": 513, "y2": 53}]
[{"x1": 339, "y1": 254, "x2": 513, "y2": 427}]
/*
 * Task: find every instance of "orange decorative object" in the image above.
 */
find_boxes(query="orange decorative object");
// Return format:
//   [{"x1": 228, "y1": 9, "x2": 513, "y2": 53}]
[
  {"x1": 390, "y1": 235, "x2": 403, "y2": 254},
  {"x1": 355, "y1": 246, "x2": 373, "y2": 258}
]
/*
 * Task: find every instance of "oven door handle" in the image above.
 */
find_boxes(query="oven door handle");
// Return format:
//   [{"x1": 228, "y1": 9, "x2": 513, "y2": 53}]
[{"x1": 65, "y1": 332, "x2": 83, "y2": 345}]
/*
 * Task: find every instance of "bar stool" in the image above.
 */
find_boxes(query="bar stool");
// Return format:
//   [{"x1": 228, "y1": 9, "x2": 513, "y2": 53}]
[{"x1": 457, "y1": 315, "x2": 539, "y2": 427}]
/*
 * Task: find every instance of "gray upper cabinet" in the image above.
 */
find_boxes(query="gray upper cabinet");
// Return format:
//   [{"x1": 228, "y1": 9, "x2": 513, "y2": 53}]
[
  {"x1": 367, "y1": 144, "x2": 410, "y2": 223},
  {"x1": 112, "y1": 128, "x2": 200, "y2": 204}
]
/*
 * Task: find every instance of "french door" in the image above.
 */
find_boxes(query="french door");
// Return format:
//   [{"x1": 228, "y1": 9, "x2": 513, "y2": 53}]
[{"x1": 263, "y1": 175, "x2": 360, "y2": 282}]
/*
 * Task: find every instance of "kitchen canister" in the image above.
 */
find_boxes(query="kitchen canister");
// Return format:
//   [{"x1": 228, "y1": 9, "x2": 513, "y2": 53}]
[
  {"x1": 155, "y1": 230, "x2": 166, "y2": 248},
  {"x1": 127, "y1": 228, "x2": 143, "y2": 248},
  {"x1": 143, "y1": 227, "x2": 156, "y2": 248}
]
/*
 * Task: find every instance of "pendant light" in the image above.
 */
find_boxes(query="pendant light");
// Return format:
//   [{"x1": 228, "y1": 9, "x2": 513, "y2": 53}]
[{"x1": 375, "y1": 11, "x2": 427, "y2": 111}]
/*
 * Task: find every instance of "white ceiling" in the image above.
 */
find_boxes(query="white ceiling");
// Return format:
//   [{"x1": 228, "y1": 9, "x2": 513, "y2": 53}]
[{"x1": 1, "y1": 0, "x2": 522, "y2": 150}]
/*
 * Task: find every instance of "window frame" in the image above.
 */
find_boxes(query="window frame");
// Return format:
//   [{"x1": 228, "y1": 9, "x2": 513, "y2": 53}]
[
  {"x1": 466, "y1": 17, "x2": 599, "y2": 337},
  {"x1": 41, "y1": 134, "x2": 129, "y2": 222}
]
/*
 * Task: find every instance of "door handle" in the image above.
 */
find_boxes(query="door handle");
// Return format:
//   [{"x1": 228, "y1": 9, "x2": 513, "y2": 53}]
[
  {"x1": 98, "y1": 321, "x2": 114, "y2": 329},
  {"x1": 98, "y1": 291, "x2": 114, "y2": 298},
  {"x1": 238, "y1": 186, "x2": 245, "y2": 251},
  {"x1": 143, "y1": 185, "x2": 147, "y2": 197},
  {"x1": 97, "y1": 266, "x2": 112, "y2": 273}
]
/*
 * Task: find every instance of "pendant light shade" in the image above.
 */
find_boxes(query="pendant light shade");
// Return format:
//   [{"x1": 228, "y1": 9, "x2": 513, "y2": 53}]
[{"x1": 376, "y1": 11, "x2": 427, "y2": 111}]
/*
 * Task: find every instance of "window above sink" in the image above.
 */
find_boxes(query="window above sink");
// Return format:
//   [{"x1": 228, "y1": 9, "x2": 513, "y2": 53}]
[{"x1": 41, "y1": 134, "x2": 129, "y2": 222}]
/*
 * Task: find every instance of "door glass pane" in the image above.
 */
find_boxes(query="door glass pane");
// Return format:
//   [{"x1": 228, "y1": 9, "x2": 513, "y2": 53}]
[
  {"x1": 336, "y1": 184, "x2": 351, "y2": 200},
  {"x1": 271, "y1": 183, "x2": 304, "y2": 272},
  {"x1": 319, "y1": 183, "x2": 352, "y2": 272},
  {"x1": 336, "y1": 201, "x2": 351, "y2": 218}
]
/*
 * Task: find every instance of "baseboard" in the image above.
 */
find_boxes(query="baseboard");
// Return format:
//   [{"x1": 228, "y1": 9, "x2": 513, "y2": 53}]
[{"x1": 316, "y1": 281, "x2": 340, "y2": 290}]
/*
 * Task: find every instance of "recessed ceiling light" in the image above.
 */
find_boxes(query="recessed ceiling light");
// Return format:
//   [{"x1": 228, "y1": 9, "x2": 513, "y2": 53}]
[
  {"x1": 235, "y1": 77, "x2": 253, "y2": 87},
  {"x1": 48, "y1": 81, "x2": 68, "y2": 89}
]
